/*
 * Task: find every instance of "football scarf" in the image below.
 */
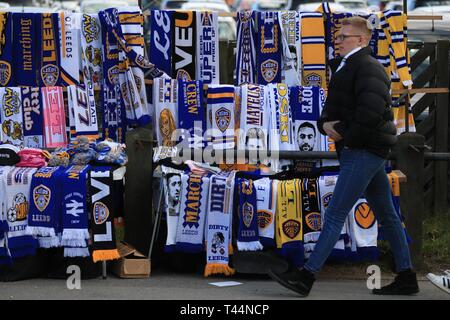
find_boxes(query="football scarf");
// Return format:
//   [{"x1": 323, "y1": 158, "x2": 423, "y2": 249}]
[
  {"x1": 300, "y1": 12, "x2": 326, "y2": 89},
  {"x1": 42, "y1": 86, "x2": 67, "y2": 148},
  {"x1": 348, "y1": 198, "x2": 379, "y2": 261},
  {"x1": 204, "y1": 172, "x2": 236, "y2": 277},
  {"x1": 162, "y1": 166, "x2": 183, "y2": 252},
  {"x1": 0, "y1": 12, "x2": 13, "y2": 87},
  {"x1": 99, "y1": 9, "x2": 126, "y2": 143},
  {"x1": 196, "y1": 11, "x2": 219, "y2": 84},
  {"x1": 21, "y1": 87, "x2": 44, "y2": 148},
  {"x1": 279, "y1": 11, "x2": 301, "y2": 86},
  {"x1": 38, "y1": 13, "x2": 61, "y2": 87},
  {"x1": 236, "y1": 178, "x2": 263, "y2": 251},
  {"x1": 0, "y1": 166, "x2": 12, "y2": 265},
  {"x1": 256, "y1": 11, "x2": 282, "y2": 85},
  {"x1": 80, "y1": 13, "x2": 103, "y2": 89},
  {"x1": 154, "y1": 77, "x2": 178, "y2": 147},
  {"x1": 290, "y1": 86, "x2": 324, "y2": 155},
  {"x1": 318, "y1": 173, "x2": 349, "y2": 259},
  {"x1": 236, "y1": 11, "x2": 256, "y2": 85},
  {"x1": 301, "y1": 178, "x2": 321, "y2": 247},
  {"x1": 206, "y1": 85, "x2": 235, "y2": 150},
  {"x1": 67, "y1": 85, "x2": 99, "y2": 140},
  {"x1": 175, "y1": 171, "x2": 210, "y2": 253},
  {"x1": 268, "y1": 83, "x2": 294, "y2": 171},
  {"x1": 276, "y1": 179, "x2": 304, "y2": 267},
  {"x1": 89, "y1": 167, "x2": 120, "y2": 262},
  {"x1": 150, "y1": 10, "x2": 173, "y2": 76},
  {"x1": 58, "y1": 11, "x2": 81, "y2": 86},
  {"x1": 0, "y1": 87, "x2": 24, "y2": 146},
  {"x1": 61, "y1": 165, "x2": 90, "y2": 258},
  {"x1": 27, "y1": 166, "x2": 63, "y2": 249},
  {"x1": 178, "y1": 79, "x2": 205, "y2": 149},
  {"x1": 4, "y1": 167, "x2": 38, "y2": 259},
  {"x1": 238, "y1": 84, "x2": 269, "y2": 151},
  {"x1": 254, "y1": 177, "x2": 277, "y2": 248},
  {"x1": 13, "y1": 13, "x2": 38, "y2": 86},
  {"x1": 172, "y1": 11, "x2": 196, "y2": 81}
]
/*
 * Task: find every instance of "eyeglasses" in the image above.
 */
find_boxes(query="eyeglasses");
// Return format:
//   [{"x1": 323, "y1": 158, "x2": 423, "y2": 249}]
[{"x1": 335, "y1": 34, "x2": 362, "y2": 41}]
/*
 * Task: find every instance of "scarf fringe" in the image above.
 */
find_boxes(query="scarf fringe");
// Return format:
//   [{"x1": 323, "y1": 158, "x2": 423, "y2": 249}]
[
  {"x1": 304, "y1": 232, "x2": 321, "y2": 244},
  {"x1": 64, "y1": 247, "x2": 90, "y2": 258},
  {"x1": 92, "y1": 249, "x2": 121, "y2": 262},
  {"x1": 38, "y1": 236, "x2": 61, "y2": 248},
  {"x1": 62, "y1": 229, "x2": 90, "y2": 242},
  {"x1": 204, "y1": 263, "x2": 236, "y2": 277},
  {"x1": 237, "y1": 241, "x2": 263, "y2": 252},
  {"x1": 27, "y1": 226, "x2": 56, "y2": 237},
  {"x1": 61, "y1": 239, "x2": 88, "y2": 247}
]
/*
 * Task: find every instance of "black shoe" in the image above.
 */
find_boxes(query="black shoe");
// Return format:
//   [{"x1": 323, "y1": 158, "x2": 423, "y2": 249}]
[
  {"x1": 372, "y1": 270, "x2": 420, "y2": 295},
  {"x1": 268, "y1": 267, "x2": 315, "y2": 297}
]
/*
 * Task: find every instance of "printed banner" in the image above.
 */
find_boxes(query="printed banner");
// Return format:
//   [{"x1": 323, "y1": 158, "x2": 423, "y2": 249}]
[
  {"x1": 196, "y1": 11, "x2": 219, "y2": 84},
  {"x1": 13, "y1": 13, "x2": 38, "y2": 86},
  {"x1": 21, "y1": 86, "x2": 44, "y2": 148},
  {"x1": 172, "y1": 11, "x2": 196, "y2": 81}
]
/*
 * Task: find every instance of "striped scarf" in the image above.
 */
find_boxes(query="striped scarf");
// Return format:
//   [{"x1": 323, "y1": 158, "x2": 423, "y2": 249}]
[
  {"x1": 300, "y1": 12, "x2": 326, "y2": 89},
  {"x1": 58, "y1": 11, "x2": 81, "y2": 86},
  {"x1": 196, "y1": 11, "x2": 220, "y2": 84},
  {"x1": 236, "y1": 11, "x2": 256, "y2": 85}
]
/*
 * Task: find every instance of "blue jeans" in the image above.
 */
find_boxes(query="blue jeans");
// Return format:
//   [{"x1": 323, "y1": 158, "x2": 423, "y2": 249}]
[{"x1": 304, "y1": 148, "x2": 413, "y2": 273}]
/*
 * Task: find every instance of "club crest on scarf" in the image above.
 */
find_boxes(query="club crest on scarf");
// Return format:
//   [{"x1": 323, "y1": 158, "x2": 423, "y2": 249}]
[
  {"x1": 242, "y1": 201, "x2": 254, "y2": 228},
  {"x1": 40, "y1": 14, "x2": 60, "y2": 87},
  {"x1": 257, "y1": 210, "x2": 273, "y2": 229},
  {"x1": 304, "y1": 73, "x2": 322, "y2": 87},
  {"x1": 93, "y1": 202, "x2": 109, "y2": 225},
  {"x1": 7, "y1": 193, "x2": 29, "y2": 222},
  {"x1": 215, "y1": 107, "x2": 231, "y2": 133},
  {"x1": 305, "y1": 212, "x2": 321, "y2": 231},
  {"x1": 33, "y1": 185, "x2": 51, "y2": 212},
  {"x1": 2, "y1": 87, "x2": 21, "y2": 117},
  {"x1": 354, "y1": 202, "x2": 376, "y2": 229},
  {"x1": 261, "y1": 59, "x2": 279, "y2": 83},
  {"x1": 0, "y1": 61, "x2": 11, "y2": 86},
  {"x1": 282, "y1": 219, "x2": 301, "y2": 239}
]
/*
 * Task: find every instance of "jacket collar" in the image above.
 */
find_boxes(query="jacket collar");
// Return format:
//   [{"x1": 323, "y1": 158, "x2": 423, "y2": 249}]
[{"x1": 329, "y1": 46, "x2": 372, "y2": 72}]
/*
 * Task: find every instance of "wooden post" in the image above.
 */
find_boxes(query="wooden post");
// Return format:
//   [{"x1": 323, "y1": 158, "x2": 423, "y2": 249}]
[
  {"x1": 124, "y1": 127, "x2": 154, "y2": 255},
  {"x1": 434, "y1": 40, "x2": 449, "y2": 216},
  {"x1": 395, "y1": 133, "x2": 425, "y2": 268}
]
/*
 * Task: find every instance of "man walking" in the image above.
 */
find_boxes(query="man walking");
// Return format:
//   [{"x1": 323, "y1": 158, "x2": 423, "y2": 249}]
[{"x1": 269, "y1": 17, "x2": 419, "y2": 296}]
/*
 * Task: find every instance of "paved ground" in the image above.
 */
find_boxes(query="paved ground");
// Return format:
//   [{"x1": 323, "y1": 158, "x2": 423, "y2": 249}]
[{"x1": 0, "y1": 270, "x2": 448, "y2": 300}]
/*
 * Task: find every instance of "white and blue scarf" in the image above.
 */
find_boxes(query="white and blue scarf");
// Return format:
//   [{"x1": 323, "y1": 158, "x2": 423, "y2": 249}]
[
  {"x1": 58, "y1": 11, "x2": 81, "y2": 86},
  {"x1": 3, "y1": 167, "x2": 38, "y2": 260},
  {"x1": 278, "y1": 11, "x2": 301, "y2": 86},
  {"x1": 206, "y1": 85, "x2": 235, "y2": 150},
  {"x1": 13, "y1": 13, "x2": 38, "y2": 86},
  {"x1": 67, "y1": 85, "x2": 99, "y2": 140},
  {"x1": 0, "y1": 166, "x2": 12, "y2": 265},
  {"x1": 80, "y1": 13, "x2": 103, "y2": 89},
  {"x1": 254, "y1": 177, "x2": 277, "y2": 248},
  {"x1": 236, "y1": 178, "x2": 263, "y2": 251},
  {"x1": 21, "y1": 87, "x2": 44, "y2": 148},
  {"x1": 27, "y1": 166, "x2": 64, "y2": 249},
  {"x1": 38, "y1": 13, "x2": 61, "y2": 87},
  {"x1": 149, "y1": 10, "x2": 173, "y2": 76},
  {"x1": 154, "y1": 77, "x2": 178, "y2": 147},
  {"x1": 162, "y1": 166, "x2": 183, "y2": 252},
  {"x1": 178, "y1": 79, "x2": 205, "y2": 149},
  {"x1": 0, "y1": 87, "x2": 24, "y2": 147},
  {"x1": 196, "y1": 11, "x2": 219, "y2": 84},
  {"x1": 175, "y1": 171, "x2": 210, "y2": 253},
  {"x1": 236, "y1": 11, "x2": 256, "y2": 85},
  {"x1": 256, "y1": 11, "x2": 282, "y2": 85},
  {"x1": 0, "y1": 12, "x2": 13, "y2": 87},
  {"x1": 290, "y1": 85, "x2": 325, "y2": 169},
  {"x1": 204, "y1": 172, "x2": 236, "y2": 277},
  {"x1": 61, "y1": 165, "x2": 90, "y2": 258}
]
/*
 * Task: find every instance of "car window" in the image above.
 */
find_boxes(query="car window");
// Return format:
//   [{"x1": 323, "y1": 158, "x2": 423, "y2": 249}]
[{"x1": 219, "y1": 21, "x2": 236, "y2": 41}]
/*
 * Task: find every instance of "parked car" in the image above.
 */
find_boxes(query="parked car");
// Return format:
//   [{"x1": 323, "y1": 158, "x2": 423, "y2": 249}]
[
  {"x1": 297, "y1": 1, "x2": 346, "y2": 12},
  {"x1": 336, "y1": 0, "x2": 371, "y2": 13},
  {"x1": 80, "y1": 0, "x2": 135, "y2": 13}
]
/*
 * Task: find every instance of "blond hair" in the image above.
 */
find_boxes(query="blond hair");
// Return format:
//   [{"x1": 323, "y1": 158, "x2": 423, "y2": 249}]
[{"x1": 341, "y1": 16, "x2": 372, "y2": 39}]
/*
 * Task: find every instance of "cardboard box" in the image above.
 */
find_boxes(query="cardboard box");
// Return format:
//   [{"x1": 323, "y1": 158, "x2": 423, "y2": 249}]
[{"x1": 111, "y1": 241, "x2": 150, "y2": 278}]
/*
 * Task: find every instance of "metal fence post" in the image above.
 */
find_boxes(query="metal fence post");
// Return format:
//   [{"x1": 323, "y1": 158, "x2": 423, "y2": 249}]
[{"x1": 395, "y1": 132, "x2": 426, "y2": 268}]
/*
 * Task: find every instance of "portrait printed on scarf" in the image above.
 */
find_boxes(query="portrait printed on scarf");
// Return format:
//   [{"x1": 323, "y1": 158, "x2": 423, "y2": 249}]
[
  {"x1": 159, "y1": 108, "x2": 176, "y2": 147},
  {"x1": 245, "y1": 128, "x2": 266, "y2": 150},
  {"x1": 165, "y1": 173, "x2": 181, "y2": 216},
  {"x1": 297, "y1": 121, "x2": 317, "y2": 152}
]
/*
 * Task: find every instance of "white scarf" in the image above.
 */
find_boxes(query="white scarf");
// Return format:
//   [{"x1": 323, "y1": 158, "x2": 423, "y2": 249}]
[
  {"x1": 80, "y1": 13, "x2": 103, "y2": 89},
  {"x1": 254, "y1": 177, "x2": 278, "y2": 247},
  {"x1": 67, "y1": 85, "x2": 99, "y2": 140},
  {"x1": 238, "y1": 84, "x2": 269, "y2": 151},
  {"x1": 348, "y1": 198, "x2": 378, "y2": 255},
  {"x1": 58, "y1": 11, "x2": 81, "y2": 86},
  {"x1": 204, "y1": 171, "x2": 236, "y2": 277},
  {"x1": 162, "y1": 165, "x2": 183, "y2": 252},
  {"x1": 0, "y1": 87, "x2": 24, "y2": 147},
  {"x1": 153, "y1": 77, "x2": 178, "y2": 147},
  {"x1": 196, "y1": 11, "x2": 220, "y2": 85},
  {"x1": 278, "y1": 11, "x2": 301, "y2": 86},
  {"x1": 0, "y1": 166, "x2": 12, "y2": 264}
]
